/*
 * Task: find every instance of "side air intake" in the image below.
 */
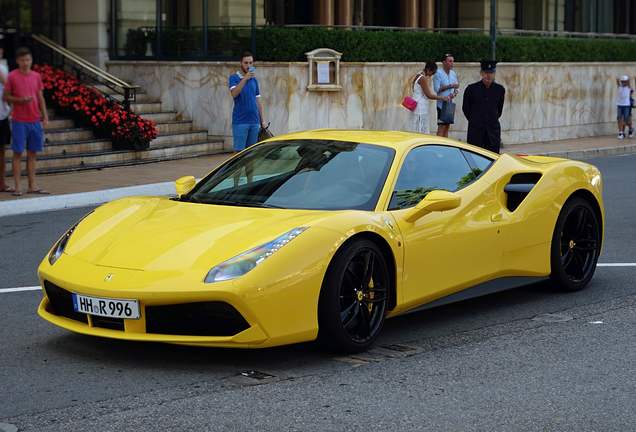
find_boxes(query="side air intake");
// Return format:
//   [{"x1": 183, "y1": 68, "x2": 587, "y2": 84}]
[{"x1": 504, "y1": 173, "x2": 542, "y2": 212}]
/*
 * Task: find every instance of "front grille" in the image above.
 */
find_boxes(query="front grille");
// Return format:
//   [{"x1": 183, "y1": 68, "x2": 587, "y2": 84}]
[
  {"x1": 44, "y1": 281, "x2": 88, "y2": 323},
  {"x1": 92, "y1": 315, "x2": 125, "y2": 331},
  {"x1": 146, "y1": 302, "x2": 250, "y2": 336}
]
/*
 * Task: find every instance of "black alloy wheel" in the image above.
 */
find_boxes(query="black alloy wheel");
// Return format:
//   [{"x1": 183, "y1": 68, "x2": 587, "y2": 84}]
[
  {"x1": 550, "y1": 197, "x2": 601, "y2": 291},
  {"x1": 318, "y1": 239, "x2": 390, "y2": 353}
]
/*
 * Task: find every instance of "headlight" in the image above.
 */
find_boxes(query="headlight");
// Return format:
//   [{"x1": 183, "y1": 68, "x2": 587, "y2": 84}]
[
  {"x1": 204, "y1": 227, "x2": 308, "y2": 283},
  {"x1": 48, "y1": 211, "x2": 93, "y2": 265},
  {"x1": 48, "y1": 225, "x2": 77, "y2": 265}
]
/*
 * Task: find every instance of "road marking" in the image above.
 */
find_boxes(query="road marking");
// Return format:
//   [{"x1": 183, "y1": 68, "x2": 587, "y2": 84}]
[
  {"x1": 0, "y1": 286, "x2": 41, "y2": 294},
  {"x1": 0, "y1": 264, "x2": 634, "y2": 294}
]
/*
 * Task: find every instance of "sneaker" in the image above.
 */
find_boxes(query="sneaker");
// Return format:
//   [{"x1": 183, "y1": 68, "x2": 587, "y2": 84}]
[
  {"x1": 618, "y1": 132, "x2": 625, "y2": 140},
  {"x1": 629, "y1": 128, "x2": 634, "y2": 138}
]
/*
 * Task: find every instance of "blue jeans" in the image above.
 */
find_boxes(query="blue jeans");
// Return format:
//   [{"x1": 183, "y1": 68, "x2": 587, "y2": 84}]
[{"x1": 232, "y1": 123, "x2": 260, "y2": 152}]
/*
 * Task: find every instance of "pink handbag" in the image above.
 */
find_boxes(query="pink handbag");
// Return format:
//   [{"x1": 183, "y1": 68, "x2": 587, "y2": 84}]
[{"x1": 401, "y1": 95, "x2": 418, "y2": 111}]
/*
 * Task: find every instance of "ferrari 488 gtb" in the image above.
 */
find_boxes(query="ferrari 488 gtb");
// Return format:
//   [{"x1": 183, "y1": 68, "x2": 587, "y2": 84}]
[{"x1": 38, "y1": 130, "x2": 604, "y2": 353}]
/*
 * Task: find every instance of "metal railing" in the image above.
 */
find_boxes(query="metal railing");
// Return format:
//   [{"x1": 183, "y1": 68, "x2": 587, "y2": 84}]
[
  {"x1": 31, "y1": 34, "x2": 139, "y2": 109},
  {"x1": 279, "y1": 24, "x2": 636, "y2": 40}
]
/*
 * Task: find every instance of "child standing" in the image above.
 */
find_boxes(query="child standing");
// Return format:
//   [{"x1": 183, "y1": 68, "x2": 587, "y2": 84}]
[{"x1": 616, "y1": 75, "x2": 633, "y2": 139}]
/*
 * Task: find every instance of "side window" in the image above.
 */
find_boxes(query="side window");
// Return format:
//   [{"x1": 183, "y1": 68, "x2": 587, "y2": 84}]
[
  {"x1": 389, "y1": 145, "x2": 473, "y2": 210},
  {"x1": 460, "y1": 149, "x2": 494, "y2": 186}
]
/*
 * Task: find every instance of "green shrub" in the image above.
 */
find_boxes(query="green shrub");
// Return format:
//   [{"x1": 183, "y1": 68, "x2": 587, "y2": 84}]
[
  {"x1": 255, "y1": 27, "x2": 636, "y2": 62},
  {"x1": 124, "y1": 28, "x2": 148, "y2": 57},
  {"x1": 123, "y1": 26, "x2": 636, "y2": 62}
]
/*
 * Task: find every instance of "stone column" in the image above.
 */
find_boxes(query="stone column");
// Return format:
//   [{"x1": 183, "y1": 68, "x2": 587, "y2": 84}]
[
  {"x1": 65, "y1": 0, "x2": 110, "y2": 67},
  {"x1": 401, "y1": 0, "x2": 418, "y2": 27},
  {"x1": 319, "y1": 0, "x2": 335, "y2": 25},
  {"x1": 419, "y1": 0, "x2": 434, "y2": 28},
  {"x1": 337, "y1": 0, "x2": 353, "y2": 26}
]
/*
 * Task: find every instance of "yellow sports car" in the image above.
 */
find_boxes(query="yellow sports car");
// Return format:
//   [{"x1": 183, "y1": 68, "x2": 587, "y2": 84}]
[{"x1": 38, "y1": 130, "x2": 604, "y2": 353}]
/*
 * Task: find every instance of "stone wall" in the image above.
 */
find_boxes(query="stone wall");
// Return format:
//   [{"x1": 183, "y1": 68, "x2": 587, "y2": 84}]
[{"x1": 107, "y1": 60, "x2": 635, "y2": 150}]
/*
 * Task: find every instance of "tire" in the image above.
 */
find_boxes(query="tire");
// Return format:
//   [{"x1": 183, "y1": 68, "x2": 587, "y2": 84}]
[
  {"x1": 549, "y1": 197, "x2": 601, "y2": 291},
  {"x1": 318, "y1": 239, "x2": 390, "y2": 353}
]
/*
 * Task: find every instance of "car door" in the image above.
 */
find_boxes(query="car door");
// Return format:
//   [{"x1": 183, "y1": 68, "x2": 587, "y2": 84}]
[{"x1": 388, "y1": 145, "x2": 503, "y2": 309}]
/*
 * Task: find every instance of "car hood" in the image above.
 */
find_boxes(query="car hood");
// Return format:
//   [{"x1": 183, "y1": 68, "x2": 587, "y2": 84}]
[{"x1": 64, "y1": 197, "x2": 333, "y2": 272}]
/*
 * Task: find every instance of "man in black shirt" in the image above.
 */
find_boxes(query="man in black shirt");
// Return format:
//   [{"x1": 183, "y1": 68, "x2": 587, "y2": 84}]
[{"x1": 462, "y1": 60, "x2": 505, "y2": 153}]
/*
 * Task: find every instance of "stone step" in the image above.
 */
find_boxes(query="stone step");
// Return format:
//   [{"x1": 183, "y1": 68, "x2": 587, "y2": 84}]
[
  {"x1": 5, "y1": 141, "x2": 226, "y2": 175},
  {"x1": 45, "y1": 128, "x2": 94, "y2": 143},
  {"x1": 151, "y1": 130, "x2": 208, "y2": 146},
  {"x1": 4, "y1": 139, "x2": 112, "y2": 159},
  {"x1": 131, "y1": 102, "x2": 162, "y2": 113},
  {"x1": 46, "y1": 119, "x2": 74, "y2": 129},
  {"x1": 137, "y1": 111, "x2": 181, "y2": 123},
  {"x1": 156, "y1": 121, "x2": 193, "y2": 135}
]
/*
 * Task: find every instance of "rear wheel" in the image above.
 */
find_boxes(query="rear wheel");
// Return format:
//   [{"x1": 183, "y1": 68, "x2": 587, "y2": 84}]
[
  {"x1": 318, "y1": 239, "x2": 389, "y2": 353},
  {"x1": 549, "y1": 197, "x2": 601, "y2": 291}
]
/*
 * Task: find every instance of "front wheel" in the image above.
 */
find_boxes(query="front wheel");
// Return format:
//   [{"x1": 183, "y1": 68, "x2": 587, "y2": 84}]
[
  {"x1": 318, "y1": 239, "x2": 390, "y2": 353},
  {"x1": 549, "y1": 197, "x2": 601, "y2": 291}
]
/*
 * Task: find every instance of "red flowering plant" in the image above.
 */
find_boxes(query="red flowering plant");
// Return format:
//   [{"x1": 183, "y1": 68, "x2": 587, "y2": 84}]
[{"x1": 35, "y1": 64, "x2": 157, "y2": 150}]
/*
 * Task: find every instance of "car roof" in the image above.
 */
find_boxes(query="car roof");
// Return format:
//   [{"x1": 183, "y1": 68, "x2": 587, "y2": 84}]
[{"x1": 261, "y1": 129, "x2": 498, "y2": 157}]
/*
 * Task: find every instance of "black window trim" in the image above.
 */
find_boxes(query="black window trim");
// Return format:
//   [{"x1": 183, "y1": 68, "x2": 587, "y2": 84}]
[{"x1": 460, "y1": 148, "x2": 495, "y2": 182}]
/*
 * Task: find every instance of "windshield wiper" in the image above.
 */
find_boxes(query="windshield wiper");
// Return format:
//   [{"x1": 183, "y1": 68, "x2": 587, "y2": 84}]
[
  {"x1": 240, "y1": 202, "x2": 284, "y2": 208},
  {"x1": 188, "y1": 198, "x2": 283, "y2": 208}
]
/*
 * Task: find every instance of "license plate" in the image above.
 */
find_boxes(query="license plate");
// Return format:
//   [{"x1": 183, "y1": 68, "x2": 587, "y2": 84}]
[{"x1": 72, "y1": 293, "x2": 140, "y2": 319}]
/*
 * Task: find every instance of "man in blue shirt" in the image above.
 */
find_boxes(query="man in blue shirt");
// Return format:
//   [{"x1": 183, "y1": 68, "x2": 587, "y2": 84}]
[
  {"x1": 433, "y1": 53, "x2": 459, "y2": 137},
  {"x1": 228, "y1": 51, "x2": 267, "y2": 152}
]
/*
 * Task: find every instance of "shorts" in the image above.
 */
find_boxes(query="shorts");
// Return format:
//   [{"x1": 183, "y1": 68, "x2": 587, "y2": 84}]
[
  {"x1": 11, "y1": 120, "x2": 44, "y2": 153},
  {"x1": 232, "y1": 123, "x2": 260, "y2": 152},
  {"x1": 437, "y1": 107, "x2": 452, "y2": 125},
  {"x1": 617, "y1": 105, "x2": 631, "y2": 122},
  {"x1": 0, "y1": 118, "x2": 10, "y2": 146}
]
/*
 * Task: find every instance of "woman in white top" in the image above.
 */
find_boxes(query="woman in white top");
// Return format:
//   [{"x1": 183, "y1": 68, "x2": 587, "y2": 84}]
[{"x1": 408, "y1": 62, "x2": 450, "y2": 134}]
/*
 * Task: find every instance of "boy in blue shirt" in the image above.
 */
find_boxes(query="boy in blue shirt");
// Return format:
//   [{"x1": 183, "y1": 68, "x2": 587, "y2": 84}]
[{"x1": 228, "y1": 51, "x2": 267, "y2": 152}]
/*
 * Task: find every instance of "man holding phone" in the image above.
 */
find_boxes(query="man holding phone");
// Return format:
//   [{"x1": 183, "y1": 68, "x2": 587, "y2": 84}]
[
  {"x1": 3, "y1": 46, "x2": 49, "y2": 196},
  {"x1": 228, "y1": 51, "x2": 266, "y2": 152}
]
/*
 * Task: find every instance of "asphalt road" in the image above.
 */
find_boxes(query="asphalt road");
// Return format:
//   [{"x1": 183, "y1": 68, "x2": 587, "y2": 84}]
[{"x1": 1, "y1": 154, "x2": 635, "y2": 431}]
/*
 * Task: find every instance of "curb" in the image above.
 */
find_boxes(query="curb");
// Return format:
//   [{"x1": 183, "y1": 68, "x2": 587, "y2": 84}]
[
  {"x1": 0, "y1": 181, "x2": 176, "y2": 218},
  {"x1": 532, "y1": 143, "x2": 636, "y2": 160},
  {"x1": 1, "y1": 144, "x2": 635, "y2": 218}
]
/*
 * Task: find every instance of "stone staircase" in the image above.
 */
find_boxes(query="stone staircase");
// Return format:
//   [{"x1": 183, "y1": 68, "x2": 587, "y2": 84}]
[{"x1": 3, "y1": 85, "x2": 226, "y2": 176}]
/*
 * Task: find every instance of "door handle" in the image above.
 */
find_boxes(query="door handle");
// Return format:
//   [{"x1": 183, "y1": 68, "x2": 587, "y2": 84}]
[{"x1": 491, "y1": 213, "x2": 503, "y2": 222}]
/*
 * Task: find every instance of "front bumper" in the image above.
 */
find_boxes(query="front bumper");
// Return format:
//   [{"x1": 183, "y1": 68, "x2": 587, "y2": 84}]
[{"x1": 37, "y1": 253, "x2": 323, "y2": 348}]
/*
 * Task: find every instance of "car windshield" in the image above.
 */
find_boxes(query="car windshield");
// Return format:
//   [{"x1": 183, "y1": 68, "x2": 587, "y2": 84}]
[{"x1": 185, "y1": 139, "x2": 395, "y2": 210}]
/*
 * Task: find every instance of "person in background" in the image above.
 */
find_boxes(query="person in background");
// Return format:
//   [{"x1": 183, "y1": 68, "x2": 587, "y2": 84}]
[
  {"x1": 407, "y1": 61, "x2": 450, "y2": 134},
  {"x1": 616, "y1": 75, "x2": 633, "y2": 139},
  {"x1": 462, "y1": 60, "x2": 505, "y2": 153},
  {"x1": 0, "y1": 42, "x2": 12, "y2": 193},
  {"x1": 3, "y1": 46, "x2": 49, "y2": 196},
  {"x1": 433, "y1": 53, "x2": 459, "y2": 137},
  {"x1": 228, "y1": 51, "x2": 267, "y2": 153}
]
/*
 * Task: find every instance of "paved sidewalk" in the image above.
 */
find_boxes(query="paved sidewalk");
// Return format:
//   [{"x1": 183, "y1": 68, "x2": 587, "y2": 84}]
[
  {"x1": 0, "y1": 134, "x2": 634, "y2": 215},
  {"x1": 0, "y1": 154, "x2": 230, "y2": 202}
]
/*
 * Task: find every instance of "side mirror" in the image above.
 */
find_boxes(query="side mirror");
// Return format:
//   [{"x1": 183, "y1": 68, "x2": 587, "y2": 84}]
[
  {"x1": 404, "y1": 190, "x2": 461, "y2": 223},
  {"x1": 175, "y1": 176, "x2": 196, "y2": 197}
]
